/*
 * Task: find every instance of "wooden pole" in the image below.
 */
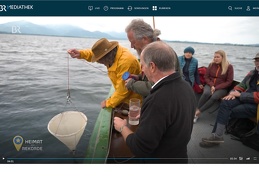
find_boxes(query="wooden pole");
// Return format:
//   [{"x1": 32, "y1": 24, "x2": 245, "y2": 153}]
[{"x1": 152, "y1": 16, "x2": 155, "y2": 29}]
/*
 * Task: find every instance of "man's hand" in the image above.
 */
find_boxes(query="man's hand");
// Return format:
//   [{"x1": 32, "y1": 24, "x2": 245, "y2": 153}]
[
  {"x1": 114, "y1": 117, "x2": 127, "y2": 132},
  {"x1": 223, "y1": 91, "x2": 241, "y2": 100},
  {"x1": 101, "y1": 100, "x2": 106, "y2": 108},
  {"x1": 67, "y1": 49, "x2": 80, "y2": 58}
]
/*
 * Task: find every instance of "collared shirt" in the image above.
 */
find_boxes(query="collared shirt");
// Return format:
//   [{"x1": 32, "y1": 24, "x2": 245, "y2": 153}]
[{"x1": 152, "y1": 75, "x2": 169, "y2": 89}]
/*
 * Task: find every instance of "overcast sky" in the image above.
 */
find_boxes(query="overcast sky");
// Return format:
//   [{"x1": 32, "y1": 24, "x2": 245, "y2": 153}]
[{"x1": 1, "y1": 16, "x2": 259, "y2": 44}]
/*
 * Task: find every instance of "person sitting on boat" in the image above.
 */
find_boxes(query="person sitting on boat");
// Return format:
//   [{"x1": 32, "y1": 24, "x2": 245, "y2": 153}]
[
  {"x1": 194, "y1": 50, "x2": 234, "y2": 123},
  {"x1": 200, "y1": 52, "x2": 259, "y2": 148},
  {"x1": 113, "y1": 41, "x2": 196, "y2": 163},
  {"x1": 178, "y1": 46, "x2": 203, "y2": 89},
  {"x1": 124, "y1": 19, "x2": 160, "y2": 98},
  {"x1": 67, "y1": 38, "x2": 142, "y2": 108}
]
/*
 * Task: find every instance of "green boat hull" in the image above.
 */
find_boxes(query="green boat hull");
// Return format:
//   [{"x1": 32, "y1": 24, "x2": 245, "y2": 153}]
[{"x1": 84, "y1": 86, "x2": 114, "y2": 163}]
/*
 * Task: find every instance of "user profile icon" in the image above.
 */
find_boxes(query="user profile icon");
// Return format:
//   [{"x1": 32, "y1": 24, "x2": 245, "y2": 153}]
[{"x1": 228, "y1": 6, "x2": 232, "y2": 11}]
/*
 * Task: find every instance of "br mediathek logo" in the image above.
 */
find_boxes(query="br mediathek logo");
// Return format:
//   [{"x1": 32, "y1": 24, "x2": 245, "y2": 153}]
[
  {"x1": 0, "y1": 5, "x2": 7, "y2": 12},
  {"x1": 13, "y1": 135, "x2": 24, "y2": 151}
]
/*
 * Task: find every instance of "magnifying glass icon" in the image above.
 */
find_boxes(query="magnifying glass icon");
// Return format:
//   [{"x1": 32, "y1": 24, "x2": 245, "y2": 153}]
[{"x1": 228, "y1": 6, "x2": 232, "y2": 11}]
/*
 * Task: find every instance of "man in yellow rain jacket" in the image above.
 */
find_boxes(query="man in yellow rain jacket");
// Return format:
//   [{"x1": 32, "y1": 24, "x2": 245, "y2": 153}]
[{"x1": 68, "y1": 38, "x2": 142, "y2": 108}]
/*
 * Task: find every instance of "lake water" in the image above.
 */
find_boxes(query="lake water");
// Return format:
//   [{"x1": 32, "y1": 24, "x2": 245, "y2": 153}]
[{"x1": 0, "y1": 34, "x2": 258, "y2": 163}]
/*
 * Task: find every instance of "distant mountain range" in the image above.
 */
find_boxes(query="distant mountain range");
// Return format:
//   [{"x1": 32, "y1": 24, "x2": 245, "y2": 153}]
[
  {"x1": 0, "y1": 21, "x2": 258, "y2": 47},
  {"x1": 0, "y1": 20, "x2": 127, "y2": 39}
]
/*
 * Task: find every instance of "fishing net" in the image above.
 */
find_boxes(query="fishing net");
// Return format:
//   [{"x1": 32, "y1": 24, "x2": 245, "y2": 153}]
[{"x1": 47, "y1": 54, "x2": 87, "y2": 152}]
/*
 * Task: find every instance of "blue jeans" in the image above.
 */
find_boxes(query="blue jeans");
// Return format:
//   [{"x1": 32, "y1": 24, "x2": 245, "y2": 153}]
[{"x1": 212, "y1": 98, "x2": 257, "y2": 133}]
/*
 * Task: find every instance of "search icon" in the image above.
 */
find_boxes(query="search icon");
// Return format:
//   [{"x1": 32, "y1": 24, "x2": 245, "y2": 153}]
[{"x1": 228, "y1": 6, "x2": 232, "y2": 11}]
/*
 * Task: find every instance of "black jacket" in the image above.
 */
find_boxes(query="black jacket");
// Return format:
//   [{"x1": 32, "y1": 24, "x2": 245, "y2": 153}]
[{"x1": 126, "y1": 72, "x2": 196, "y2": 163}]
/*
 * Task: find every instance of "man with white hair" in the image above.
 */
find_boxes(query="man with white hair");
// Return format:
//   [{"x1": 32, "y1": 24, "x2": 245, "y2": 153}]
[
  {"x1": 124, "y1": 19, "x2": 161, "y2": 98},
  {"x1": 125, "y1": 19, "x2": 181, "y2": 98}
]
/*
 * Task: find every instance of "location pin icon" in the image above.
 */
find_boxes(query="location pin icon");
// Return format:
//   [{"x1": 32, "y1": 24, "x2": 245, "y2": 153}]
[{"x1": 13, "y1": 135, "x2": 23, "y2": 151}]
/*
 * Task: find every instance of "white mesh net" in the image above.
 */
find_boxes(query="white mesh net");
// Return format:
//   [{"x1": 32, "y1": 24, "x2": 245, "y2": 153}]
[{"x1": 48, "y1": 111, "x2": 87, "y2": 151}]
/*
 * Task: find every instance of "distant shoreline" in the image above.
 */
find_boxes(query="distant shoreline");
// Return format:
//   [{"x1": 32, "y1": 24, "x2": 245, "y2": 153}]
[{"x1": 1, "y1": 32, "x2": 258, "y2": 47}]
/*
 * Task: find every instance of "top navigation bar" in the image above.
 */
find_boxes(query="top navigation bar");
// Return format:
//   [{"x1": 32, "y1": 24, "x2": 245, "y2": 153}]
[
  {"x1": 0, "y1": 1, "x2": 259, "y2": 16},
  {"x1": 3, "y1": 0, "x2": 259, "y2": 1}
]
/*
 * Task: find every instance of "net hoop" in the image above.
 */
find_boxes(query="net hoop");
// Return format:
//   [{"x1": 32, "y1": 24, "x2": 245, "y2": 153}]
[{"x1": 47, "y1": 111, "x2": 87, "y2": 138}]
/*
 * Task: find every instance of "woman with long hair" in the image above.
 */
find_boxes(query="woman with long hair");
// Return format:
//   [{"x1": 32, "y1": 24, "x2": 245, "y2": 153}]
[{"x1": 194, "y1": 50, "x2": 234, "y2": 123}]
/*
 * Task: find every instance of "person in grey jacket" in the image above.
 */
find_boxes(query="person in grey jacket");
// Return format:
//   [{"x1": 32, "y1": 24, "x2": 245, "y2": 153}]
[
  {"x1": 124, "y1": 19, "x2": 160, "y2": 98},
  {"x1": 125, "y1": 19, "x2": 181, "y2": 98},
  {"x1": 114, "y1": 41, "x2": 196, "y2": 163}
]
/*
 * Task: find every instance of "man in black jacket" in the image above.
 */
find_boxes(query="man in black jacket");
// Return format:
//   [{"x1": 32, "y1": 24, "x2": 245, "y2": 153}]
[{"x1": 113, "y1": 41, "x2": 196, "y2": 163}]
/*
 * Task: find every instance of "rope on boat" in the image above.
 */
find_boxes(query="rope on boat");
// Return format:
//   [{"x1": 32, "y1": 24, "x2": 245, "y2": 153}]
[
  {"x1": 67, "y1": 54, "x2": 71, "y2": 103},
  {"x1": 81, "y1": 59, "x2": 107, "y2": 74},
  {"x1": 65, "y1": 54, "x2": 79, "y2": 110}
]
